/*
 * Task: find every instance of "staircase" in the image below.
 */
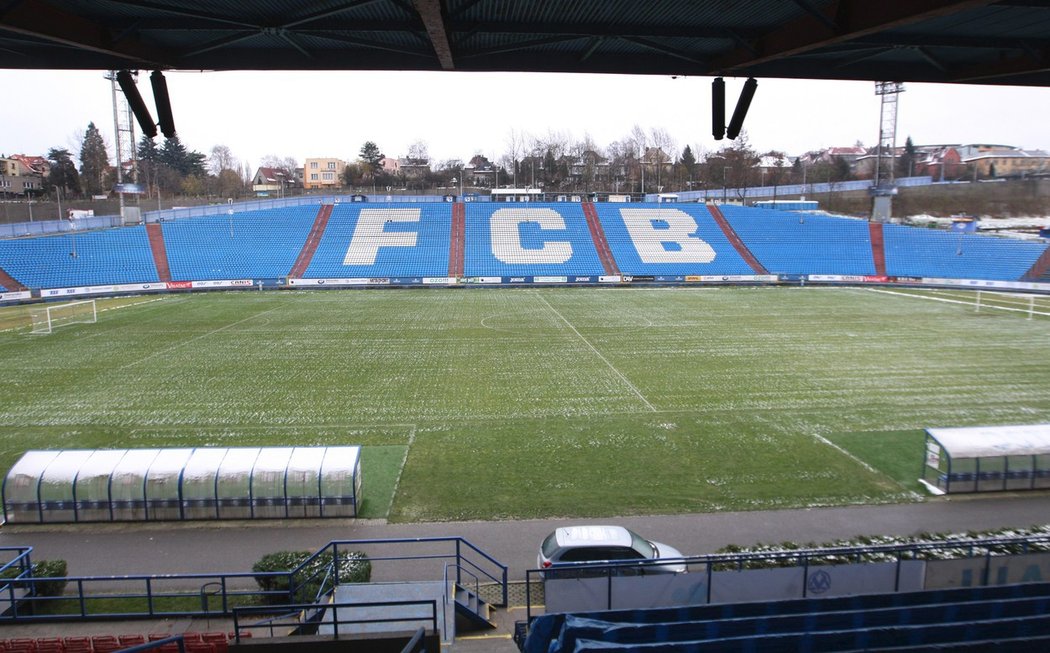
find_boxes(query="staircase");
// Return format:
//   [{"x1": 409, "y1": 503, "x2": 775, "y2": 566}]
[
  {"x1": 868, "y1": 221, "x2": 887, "y2": 277},
  {"x1": 289, "y1": 204, "x2": 333, "y2": 279},
  {"x1": 1022, "y1": 245, "x2": 1050, "y2": 281},
  {"x1": 449, "y1": 202, "x2": 465, "y2": 278},
  {"x1": 0, "y1": 264, "x2": 26, "y2": 291},
  {"x1": 453, "y1": 583, "x2": 497, "y2": 631},
  {"x1": 582, "y1": 202, "x2": 619, "y2": 275},
  {"x1": 145, "y1": 223, "x2": 171, "y2": 282},
  {"x1": 706, "y1": 204, "x2": 768, "y2": 274}
]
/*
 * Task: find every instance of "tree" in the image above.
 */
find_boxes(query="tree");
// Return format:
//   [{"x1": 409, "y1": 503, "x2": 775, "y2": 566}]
[
  {"x1": 209, "y1": 144, "x2": 236, "y2": 176},
  {"x1": 159, "y1": 135, "x2": 190, "y2": 174},
  {"x1": 159, "y1": 135, "x2": 206, "y2": 178},
  {"x1": 898, "y1": 136, "x2": 917, "y2": 179},
  {"x1": 185, "y1": 150, "x2": 208, "y2": 178},
  {"x1": 137, "y1": 135, "x2": 160, "y2": 198},
  {"x1": 406, "y1": 140, "x2": 429, "y2": 166},
  {"x1": 215, "y1": 168, "x2": 244, "y2": 198},
  {"x1": 680, "y1": 145, "x2": 697, "y2": 183},
  {"x1": 79, "y1": 122, "x2": 110, "y2": 196},
  {"x1": 45, "y1": 148, "x2": 80, "y2": 197},
  {"x1": 358, "y1": 141, "x2": 383, "y2": 178},
  {"x1": 261, "y1": 155, "x2": 298, "y2": 173}
]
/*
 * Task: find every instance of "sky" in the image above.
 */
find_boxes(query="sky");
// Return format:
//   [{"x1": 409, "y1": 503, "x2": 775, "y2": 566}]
[{"x1": 1, "y1": 68, "x2": 1047, "y2": 172}]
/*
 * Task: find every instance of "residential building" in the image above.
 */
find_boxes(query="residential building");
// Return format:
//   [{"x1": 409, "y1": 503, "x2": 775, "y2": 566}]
[
  {"x1": 0, "y1": 154, "x2": 48, "y2": 196},
  {"x1": 251, "y1": 166, "x2": 298, "y2": 196},
  {"x1": 303, "y1": 157, "x2": 346, "y2": 190},
  {"x1": 955, "y1": 144, "x2": 1049, "y2": 179}
]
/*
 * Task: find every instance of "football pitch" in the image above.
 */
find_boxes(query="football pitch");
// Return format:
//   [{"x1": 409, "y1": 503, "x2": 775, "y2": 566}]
[{"x1": 1, "y1": 287, "x2": 1049, "y2": 523}]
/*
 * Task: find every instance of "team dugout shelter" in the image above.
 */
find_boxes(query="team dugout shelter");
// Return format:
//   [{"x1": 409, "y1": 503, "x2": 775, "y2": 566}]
[
  {"x1": 922, "y1": 424, "x2": 1050, "y2": 494},
  {"x1": 1, "y1": 446, "x2": 361, "y2": 524}
]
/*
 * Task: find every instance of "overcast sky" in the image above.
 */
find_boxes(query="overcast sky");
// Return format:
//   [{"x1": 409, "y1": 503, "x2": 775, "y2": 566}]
[{"x1": 2, "y1": 68, "x2": 1047, "y2": 171}]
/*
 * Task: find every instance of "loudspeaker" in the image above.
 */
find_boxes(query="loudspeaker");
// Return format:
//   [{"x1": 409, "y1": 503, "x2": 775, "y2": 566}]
[
  {"x1": 150, "y1": 70, "x2": 176, "y2": 138},
  {"x1": 116, "y1": 70, "x2": 157, "y2": 139},
  {"x1": 711, "y1": 77, "x2": 725, "y2": 141},
  {"x1": 727, "y1": 77, "x2": 758, "y2": 140}
]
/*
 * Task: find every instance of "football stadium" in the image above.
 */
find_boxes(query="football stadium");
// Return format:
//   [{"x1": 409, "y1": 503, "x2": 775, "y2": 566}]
[{"x1": 3, "y1": 1, "x2": 1050, "y2": 651}]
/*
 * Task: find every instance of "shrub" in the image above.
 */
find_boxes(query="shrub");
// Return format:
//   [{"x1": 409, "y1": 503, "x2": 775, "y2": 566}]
[
  {"x1": 252, "y1": 550, "x2": 370, "y2": 604},
  {"x1": 30, "y1": 560, "x2": 68, "y2": 597},
  {"x1": 0, "y1": 559, "x2": 68, "y2": 597}
]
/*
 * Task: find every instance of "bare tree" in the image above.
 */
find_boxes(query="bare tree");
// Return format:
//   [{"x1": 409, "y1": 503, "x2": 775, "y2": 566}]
[
  {"x1": 649, "y1": 127, "x2": 676, "y2": 190},
  {"x1": 501, "y1": 128, "x2": 527, "y2": 187},
  {"x1": 209, "y1": 144, "x2": 237, "y2": 175},
  {"x1": 406, "y1": 140, "x2": 429, "y2": 165},
  {"x1": 260, "y1": 155, "x2": 298, "y2": 172}
]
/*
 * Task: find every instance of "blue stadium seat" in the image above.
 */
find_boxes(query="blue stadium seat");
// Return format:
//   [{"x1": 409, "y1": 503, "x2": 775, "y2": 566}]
[
  {"x1": 595, "y1": 203, "x2": 754, "y2": 276},
  {"x1": 0, "y1": 226, "x2": 159, "y2": 288},
  {"x1": 463, "y1": 203, "x2": 603, "y2": 277},
  {"x1": 305, "y1": 203, "x2": 451, "y2": 278},
  {"x1": 883, "y1": 224, "x2": 1046, "y2": 280},
  {"x1": 525, "y1": 582, "x2": 1050, "y2": 653},
  {"x1": 719, "y1": 206, "x2": 876, "y2": 276},
  {"x1": 163, "y1": 207, "x2": 317, "y2": 280}
]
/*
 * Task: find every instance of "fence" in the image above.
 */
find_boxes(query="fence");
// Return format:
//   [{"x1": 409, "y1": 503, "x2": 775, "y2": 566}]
[
  {"x1": 0, "y1": 536, "x2": 507, "y2": 623},
  {"x1": 526, "y1": 532, "x2": 1050, "y2": 621}
]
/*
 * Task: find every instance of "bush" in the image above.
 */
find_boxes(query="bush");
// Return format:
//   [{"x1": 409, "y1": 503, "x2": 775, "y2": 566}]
[
  {"x1": 252, "y1": 550, "x2": 370, "y2": 604},
  {"x1": 0, "y1": 559, "x2": 68, "y2": 597}
]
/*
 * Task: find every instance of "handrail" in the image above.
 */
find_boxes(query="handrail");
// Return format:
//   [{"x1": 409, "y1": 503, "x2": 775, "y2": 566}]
[
  {"x1": 0, "y1": 537, "x2": 509, "y2": 623},
  {"x1": 232, "y1": 599, "x2": 438, "y2": 641},
  {"x1": 524, "y1": 531, "x2": 1050, "y2": 626},
  {"x1": 400, "y1": 626, "x2": 427, "y2": 653},
  {"x1": 444, "y1": 563, "x2": 481, "y2": 600},
  {"x1": 116, "y1": 635, "x2": 187, "y2": 652}
]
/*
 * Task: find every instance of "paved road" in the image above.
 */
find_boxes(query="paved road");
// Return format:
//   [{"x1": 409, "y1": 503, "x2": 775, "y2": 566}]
[{"x1": 3, "y1": 493, "x2": 1049, "y2": 582}]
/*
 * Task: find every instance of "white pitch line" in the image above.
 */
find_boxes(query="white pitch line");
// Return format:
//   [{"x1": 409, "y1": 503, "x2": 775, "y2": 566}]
[
  {"x1": 389, "y1": 425, "x2": 416, "y2": 517},
  {"x1": 862, "y1": 287, "x2": 1050, "y2": 317},
  {"x1": 115, "y1": 301, "x2": 288, "y2": 371},
  {"x1": 812, "y1": 433, "x2": 924, "y2": 500},
  {"x1": 534, "y1": 291, "x2": 657, "y2": 412}
]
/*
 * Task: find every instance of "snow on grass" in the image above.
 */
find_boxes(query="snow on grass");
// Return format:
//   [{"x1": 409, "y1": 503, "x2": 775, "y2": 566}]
[{"x1": 0, "y1": 287, "x2": 1048, "y2": 521}]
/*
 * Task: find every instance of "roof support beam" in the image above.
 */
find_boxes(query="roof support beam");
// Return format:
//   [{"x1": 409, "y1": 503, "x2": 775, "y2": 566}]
[
  {"x1": 711, "y1": 0, "x2": 997, "y2": 73},
  {"x1": 412, "y1": 0, "x2": 456, "y2": 69},
  {"x1": 950, "y1": 44, "x2": 1050, "y2": 83},
  {"x1": 0, "y1": 0, "x2": 172, "y2": 67}
]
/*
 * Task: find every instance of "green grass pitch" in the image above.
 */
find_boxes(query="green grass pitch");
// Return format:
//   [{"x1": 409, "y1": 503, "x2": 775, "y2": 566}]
[{"x1": 1, "y1": 287, "x2": 1048, "y2": 522}]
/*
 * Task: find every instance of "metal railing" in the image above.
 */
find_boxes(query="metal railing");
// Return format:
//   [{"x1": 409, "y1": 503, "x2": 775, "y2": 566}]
[
  {"x1": 524, "y1": 532, "x2": 1050, "y2": 623},
  {"x1": 231, "y1": 599, "x2": 438, "y2": 641},
  {"x1": 0, "y1": 537, "x2": 507, "y2": 623}
]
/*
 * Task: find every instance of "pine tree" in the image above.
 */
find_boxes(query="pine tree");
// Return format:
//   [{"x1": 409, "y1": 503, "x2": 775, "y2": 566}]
[
  {"x1": 159, "y1": 135, "x2": 189, "y2": 174},
  {"x1": 79, "y1": 122, "x2": 110, "y2": 196},
  {"x1": 46, "y1": 148, "x2": 81, "y2": 197},
  {"x1": 359, "y1": 141, "x2": 384, "y2": 177},
  {"x1": 137, "y1": 134, "x2": 159, "y2": 197}
]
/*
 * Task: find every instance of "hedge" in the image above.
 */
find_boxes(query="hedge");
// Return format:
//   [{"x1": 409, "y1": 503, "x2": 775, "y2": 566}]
[{"x1": 252, "y1": 550, "x2": 371, "y2": 604}]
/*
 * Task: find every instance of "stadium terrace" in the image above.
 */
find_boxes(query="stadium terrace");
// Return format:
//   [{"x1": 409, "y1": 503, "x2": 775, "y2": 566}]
[{"x1": 0, "y1": 199, "x2": 1048, "y2": 303}]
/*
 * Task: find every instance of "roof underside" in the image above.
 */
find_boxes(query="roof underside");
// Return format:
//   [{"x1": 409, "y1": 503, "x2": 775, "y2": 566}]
[{"x1": 1, "y1": 0, "x2": 1048, "y2": 86}]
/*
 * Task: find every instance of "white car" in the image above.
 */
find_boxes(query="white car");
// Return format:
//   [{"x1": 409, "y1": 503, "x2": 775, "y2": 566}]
[{"x1": 538, "y1": 525, "x2": 687, "y2": 575}]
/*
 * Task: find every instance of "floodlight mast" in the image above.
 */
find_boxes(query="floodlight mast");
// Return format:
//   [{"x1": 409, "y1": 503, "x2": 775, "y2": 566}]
[
  {"x1": 871, "y1": 81, "x2": 904, "y2": 223},
  {"x1": 107, "y1": 71, "x2": 140, "y2": 222}
]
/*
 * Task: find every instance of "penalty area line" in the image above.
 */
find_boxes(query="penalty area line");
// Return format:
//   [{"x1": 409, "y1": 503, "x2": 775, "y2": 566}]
[{"x1": 388, "y1": 425, "x2": 417, "y2": 518}]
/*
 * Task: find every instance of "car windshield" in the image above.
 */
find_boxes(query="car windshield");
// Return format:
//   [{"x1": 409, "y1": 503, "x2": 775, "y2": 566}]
[
  {"x1": 541, "y1": 531, "x2": 560, "y2": 558},
  {"x1": 629, "y1": 530, "x2": 656, "y2": 558}
]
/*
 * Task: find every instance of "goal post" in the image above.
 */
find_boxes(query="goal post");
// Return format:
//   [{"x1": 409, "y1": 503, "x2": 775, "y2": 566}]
[{"x1": 29, "y1": 299, "x2": 97, "y2": 335}]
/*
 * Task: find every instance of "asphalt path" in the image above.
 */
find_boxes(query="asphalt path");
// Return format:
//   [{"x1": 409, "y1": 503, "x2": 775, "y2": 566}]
[{"x1": 3, "y1": 493, "x2": 1049, "y2": 584}]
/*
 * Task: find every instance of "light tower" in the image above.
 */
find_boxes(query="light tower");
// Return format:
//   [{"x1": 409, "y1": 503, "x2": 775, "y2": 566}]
[
  {"x1": 106, "y1": 70, "x2": 140, "y2": 223},
  {"x1": 871, "y1": 81, "x2": 904, "y2": 223}
]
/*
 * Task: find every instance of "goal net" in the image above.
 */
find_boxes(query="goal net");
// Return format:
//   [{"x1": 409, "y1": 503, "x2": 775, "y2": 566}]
[{"x1": 29, "y1": 299, "x2": 97, "y2": 335}]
